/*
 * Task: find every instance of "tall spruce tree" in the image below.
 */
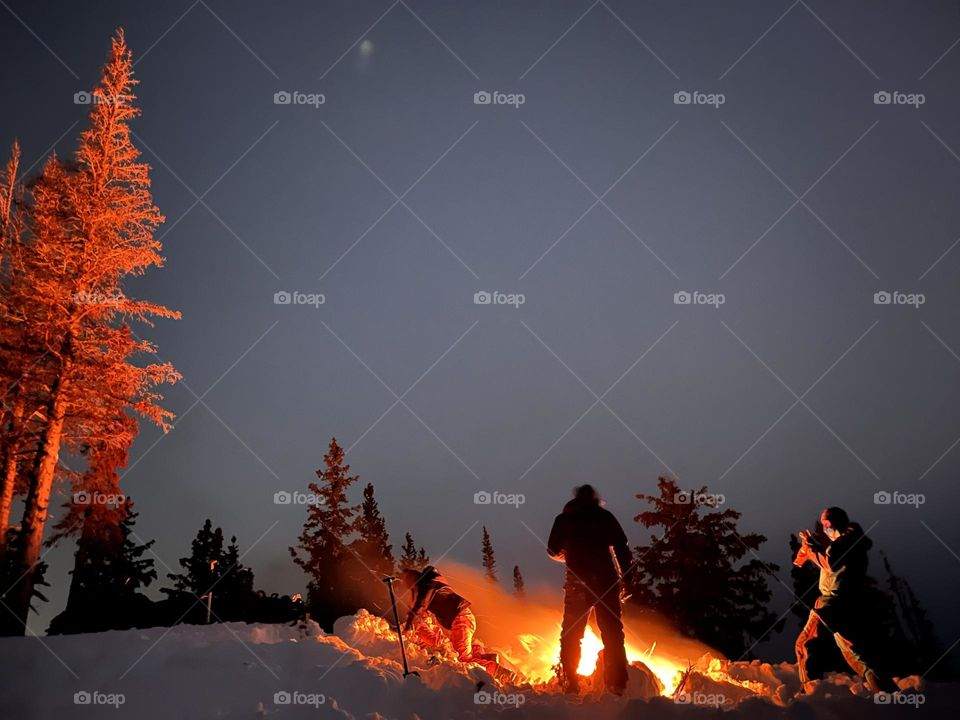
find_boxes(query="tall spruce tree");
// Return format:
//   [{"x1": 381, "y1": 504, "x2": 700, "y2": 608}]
[
  {"x1": 512, "y1": 565, "x2": 525, "y2": 598},
  {"x1": 399, "y1": 532, "x2": 428, "y2": 570},
  {"x1": 346, "y1": 482, "x2": 394, "y2": 614},
  {"x1": 0, "y1": 30, "x2": 179, "y2": 634},
  {"x1": 163, "y1": 519, "x2": 254, "y2": 623},
  {"x1": 481, "y1": 526, "x2": 497, "y2": 583},
  {"x1": 631, "y1": 477, "x2": 781, "y2": 658},
  {"x1": 289, "y1": 438, "x2": 359, "y2": 629}
]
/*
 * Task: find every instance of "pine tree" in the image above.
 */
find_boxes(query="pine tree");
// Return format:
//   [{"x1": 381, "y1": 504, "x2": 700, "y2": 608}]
[
  {"x1": 351, "y1": 483, "x2": 394, "y2": 572},
  {"x1": 163, "y1": 519, "x2": 254, "y2": 623},
  {"x1": 882, "y1": 552, "x2": 945, "y2": 677},
  {"x1": 344, "y1": 483, "x2": 395, "y2": 614},
  {"x1": 481, "y1": 526, "x2": 497, "y2": 583},
  {"x1": 289, "y1": 438, "x2": 359, "y2": 629},
  {"x1": 512, "y1": 565, "x2": 525, "y2": 598},
  {"x1": 631, "y1": 477, "x2": 781, "y2": 658},
  {"x1": 399, "y1": 532, "x2": 428, "y2": 570},
  {"x1": 1, "y1": 30, "x2": 179, "y2": 634}
]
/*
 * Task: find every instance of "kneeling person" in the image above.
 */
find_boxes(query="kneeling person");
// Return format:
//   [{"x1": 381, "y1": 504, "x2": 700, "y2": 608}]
[{"x1": 401, "y1": 566, "x2": 498, "y2": 675}]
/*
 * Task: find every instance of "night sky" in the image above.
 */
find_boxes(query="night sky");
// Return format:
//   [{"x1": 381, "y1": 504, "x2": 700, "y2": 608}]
[{"x1": 3, "y1": 0, "x2": 960, "y2": 663}]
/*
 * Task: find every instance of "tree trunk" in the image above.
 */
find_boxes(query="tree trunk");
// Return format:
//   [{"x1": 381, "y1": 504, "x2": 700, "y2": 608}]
[
  {"x1": 0, "y1": 389, "x2": 26, "y2": 550},
  {"x1": 2, "y1": 352, "x2": 70, "y2": 636}
]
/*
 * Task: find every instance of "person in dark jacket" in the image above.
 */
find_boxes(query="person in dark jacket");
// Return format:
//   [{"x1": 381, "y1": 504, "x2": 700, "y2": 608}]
[
  {"x1": 794, "y1": 507, "x2": 897, "y2": 694},
  {"x1": 401, "y1": 566, "x2": 497, "y2": 675},
  {"x1": 547, "y1": 485, "x2": 631, "y2": 694}
]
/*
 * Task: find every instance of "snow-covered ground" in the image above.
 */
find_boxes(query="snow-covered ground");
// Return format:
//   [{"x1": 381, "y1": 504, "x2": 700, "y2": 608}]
[{"x1": 0, "y1": 614, "x2": 952, "y2": 719}]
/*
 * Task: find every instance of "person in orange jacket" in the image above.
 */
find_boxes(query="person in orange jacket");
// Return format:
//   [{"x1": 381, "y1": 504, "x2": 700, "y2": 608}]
[{"x1": 401, "y1": 566, "x2": 498, "y2": 676}]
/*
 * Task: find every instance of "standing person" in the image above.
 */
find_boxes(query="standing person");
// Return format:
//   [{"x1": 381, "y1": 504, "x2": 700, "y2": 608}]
[
  {"x1": 547, "y1": 485, "x2": 631, "y2": 695},
  {"x1": 794, "y1": 507, "x2": 897, "y2": 694},
  {"x1": 401, "y1": 566, "x2": 498, "y2": 675}
]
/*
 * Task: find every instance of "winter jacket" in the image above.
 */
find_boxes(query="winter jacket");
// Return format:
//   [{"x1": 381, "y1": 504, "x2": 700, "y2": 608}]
[
  {"x1": 806, "y1": 523, "x2": 872, "y2": 631},
  {"x1": 407, "y1": 567, "x2": 470, "y2": 630},
  {"x1": 547, "y1": 496, "x2": 632, "y2": 587}
]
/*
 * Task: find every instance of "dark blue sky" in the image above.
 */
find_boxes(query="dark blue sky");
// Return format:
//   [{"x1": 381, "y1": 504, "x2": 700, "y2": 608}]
[{"x1": 3, "y1": 0, "x2": 960, "y2": 663}]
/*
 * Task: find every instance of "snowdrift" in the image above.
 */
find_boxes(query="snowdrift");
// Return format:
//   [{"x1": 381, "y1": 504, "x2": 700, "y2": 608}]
[{"x1": 0, "y1": 614, "x2": 953, "y2": 719}]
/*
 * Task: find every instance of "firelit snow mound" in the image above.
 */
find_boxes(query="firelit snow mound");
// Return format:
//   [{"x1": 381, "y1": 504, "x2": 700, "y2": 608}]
[{"x1": 0, "y1": 616, "x2": 954, "y2": 719}]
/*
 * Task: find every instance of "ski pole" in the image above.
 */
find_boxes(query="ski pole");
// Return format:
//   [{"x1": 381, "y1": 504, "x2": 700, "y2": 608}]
[{"x1": 383, "y1": 576, "x2": 419, "y2": 678}]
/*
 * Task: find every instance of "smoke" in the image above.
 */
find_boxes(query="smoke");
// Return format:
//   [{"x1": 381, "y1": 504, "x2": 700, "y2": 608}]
[{"x1": 434, "y1": 561, "x2": 718, "y2": 685}]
